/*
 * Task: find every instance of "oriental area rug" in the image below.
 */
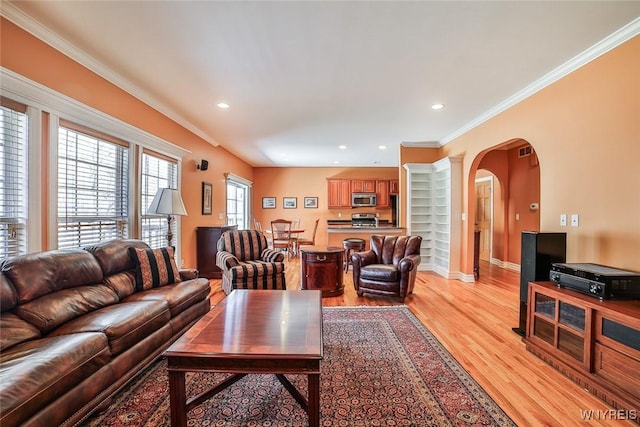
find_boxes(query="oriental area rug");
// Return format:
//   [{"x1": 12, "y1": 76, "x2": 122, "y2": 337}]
[{"x1": 83, "y1": 306, "x2": 515, "y2": 426}]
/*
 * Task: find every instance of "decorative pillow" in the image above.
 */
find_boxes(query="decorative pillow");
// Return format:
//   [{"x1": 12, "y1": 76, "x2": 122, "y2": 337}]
[{"x1": 129, "y1": 247, "x2": 181, "y2": 291}]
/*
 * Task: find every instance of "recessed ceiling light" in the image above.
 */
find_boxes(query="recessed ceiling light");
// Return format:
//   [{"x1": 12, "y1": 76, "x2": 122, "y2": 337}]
[
  {"x1": 338, "y1": 145, "x2": 347, "y2": 150},
  {"x1": 217, "y1": 102, "x2": 230, "y2": 109},
  {"x1": 333, "y1": 160, "x2": 340, "y2": 164},
  {"x1": 378, "y1": 145, "x2": 386, "y2": 150},
  {"x1": 431, "y1": 103, "x2": 445, "y2": 110}
]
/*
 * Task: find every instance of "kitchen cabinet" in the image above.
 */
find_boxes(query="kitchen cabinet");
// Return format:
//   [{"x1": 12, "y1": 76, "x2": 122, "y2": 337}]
[
  {"x1": 390, "y1": 180, "x2": 399, "y2": 195},
  {"x1": 351, "y1": 179, "x2": 376, "y2": 193},
  {"x1": 525, "y1": 281, "x2": 640, "y2": 412},
  {"x1": 376, "y1": 180, "x2": 390, "y2": 208},
  {"x1": 327, "y1": 179, "x2": 351, "y2": 209}
]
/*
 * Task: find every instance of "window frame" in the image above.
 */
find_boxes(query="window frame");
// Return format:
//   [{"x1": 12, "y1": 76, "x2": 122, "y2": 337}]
[
  {"x1": 225, "y1": 173, "x2": 253, "y2": 230},
  {"x1": 1, "y1": 69, "x2": 188, "y2": 254}
]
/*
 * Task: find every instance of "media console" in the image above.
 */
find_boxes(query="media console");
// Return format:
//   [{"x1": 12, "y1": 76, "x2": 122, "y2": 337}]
[{"x1": 525, "y1": 281, "x2": 640, "y2": 414}]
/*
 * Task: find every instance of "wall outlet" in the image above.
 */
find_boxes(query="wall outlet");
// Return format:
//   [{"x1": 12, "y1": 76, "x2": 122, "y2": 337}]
[
  {"x1": 571, "y1": 214, "x2": 579, "y2": 227},
  {"x1": 338, "y1": 212, "x2": 341, "y2": 218},
  {"x1": 218, "y1": 212, "x2": 224, "y2": 220},
  {"x1": 560, "y1": 214, "x2": 567, "y2": 226},
  {"x1": 180, "y1": 259, "x2": 185, "y2": 267},
  {"x1": 515, "y1": 213, "x2": 520, "y2": 221}
]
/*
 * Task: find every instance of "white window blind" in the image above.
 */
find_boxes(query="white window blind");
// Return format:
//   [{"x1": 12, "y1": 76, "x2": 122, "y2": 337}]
[
  {"x1": 0, "y1": 99, "x2": 28, "y2": 259},
  {"x1": 57, "y1": 122, "x2": 129, "y2": 249},
  {"x1": 141, "y1": 151, "x2": 178, "y2": 249}
]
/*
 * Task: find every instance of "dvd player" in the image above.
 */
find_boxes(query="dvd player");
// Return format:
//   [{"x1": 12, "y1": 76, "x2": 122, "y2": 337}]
[{"x1": 549, "y1": 262, "x2": 640, "y2": 300}]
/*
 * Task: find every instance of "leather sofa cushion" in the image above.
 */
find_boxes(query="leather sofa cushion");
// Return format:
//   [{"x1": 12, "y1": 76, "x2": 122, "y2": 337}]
[
  {"x1": 0, "y1": 273, "x2": 17, "y2": 312},
  {"x1": 1, "y1": 249, "x2": 103, "y2": 304},
  {"x1": 49, "y1": 300, "x2": 170, "y2": 356},
  {"x1": 14, "y1": 284, "x2": 119, "y2": 334},
  {"x1": 124, "y1": 278, "x2": 210, "y2": 317},
  {"x1": 0, "y1": 333, "x2": 110, "y2": 427},
  {"x1": 85, "y1": 239, "x2": 149, "y2": 276},
  {"x1": 360, "y1": 264, "x2": 400, "y2": 282},
  {"x1": 103, "y1": 271, "x2": 137, "y2": 300},
  {"x1": 0, "y1": 313, "x2": 41, "y2": 351}
]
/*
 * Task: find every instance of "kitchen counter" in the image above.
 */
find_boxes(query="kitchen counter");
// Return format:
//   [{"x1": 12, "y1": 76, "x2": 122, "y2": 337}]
[
  {"x1": 327, "y1": 225, "x2": 405, "y2": 232},
  {"x1": 326, "y1": 225, "x2": 406, "y2": 250}
]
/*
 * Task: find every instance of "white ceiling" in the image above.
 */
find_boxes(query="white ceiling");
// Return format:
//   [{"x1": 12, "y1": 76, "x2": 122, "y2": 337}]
[{"x1": 5, "y1": 1, "x2": 640, "y2": 167}]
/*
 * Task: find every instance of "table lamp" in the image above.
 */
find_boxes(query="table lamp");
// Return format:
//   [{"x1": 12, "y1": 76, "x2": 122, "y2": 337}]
[{"x1": 147, "y1": 188, "x2": 187, "y2": 246}]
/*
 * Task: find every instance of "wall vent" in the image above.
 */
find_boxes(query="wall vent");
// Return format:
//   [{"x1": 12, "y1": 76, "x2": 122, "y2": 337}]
[{"x1": 518, "y1": 145, "x2": 532, "y2": 157}]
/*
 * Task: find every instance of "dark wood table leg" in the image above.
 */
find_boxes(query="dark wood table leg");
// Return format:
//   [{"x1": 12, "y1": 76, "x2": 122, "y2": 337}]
[
  {"x1": 308, "y1": 373, "x2": 320, "y2": 427},
  {"x1": 168, "y1": 370, "x2": 187, "y2": 427}
]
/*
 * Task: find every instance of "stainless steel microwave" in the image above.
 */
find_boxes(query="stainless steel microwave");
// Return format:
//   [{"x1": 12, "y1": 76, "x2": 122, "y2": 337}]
[{"x1": 352, "y1": 193, "x2": 377, "y2": 207}]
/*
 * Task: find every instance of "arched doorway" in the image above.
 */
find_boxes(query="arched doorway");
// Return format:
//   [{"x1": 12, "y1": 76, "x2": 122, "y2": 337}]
[{"x1": 469, "y1": 138, "x2": 540, "y2": 275}]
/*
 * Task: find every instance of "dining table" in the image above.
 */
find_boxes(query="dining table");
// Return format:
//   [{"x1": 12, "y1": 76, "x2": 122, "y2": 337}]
[{"x1": 265, "y1": 228, "x2": 305, "y2": 256}]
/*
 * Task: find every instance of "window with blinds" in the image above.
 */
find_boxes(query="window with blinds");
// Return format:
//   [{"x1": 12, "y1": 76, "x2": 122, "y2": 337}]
[
  {"x1": 0, "y1": 100, "x2": 28, "y2": 259},
  {"x1": 57, "y1": 122, "x2": 129, "y2": 249},
  {"x1": 141, "y1": 151, "x2": 178, "y2": 249}
]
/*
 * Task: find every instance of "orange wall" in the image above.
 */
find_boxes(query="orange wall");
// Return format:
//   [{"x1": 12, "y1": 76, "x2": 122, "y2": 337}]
[
  {"x1": 4, "y1": 16, "x2": 639, "y2": 275},
  {"x1": 1, "y1": 18, "x2": 253, "y2": 268},
  {"x1": 253, "y1": 167, "x2": 398, "y2": 247},
  {"x1": 439, "y1": 35, "x2": 640, "y2": 272}
]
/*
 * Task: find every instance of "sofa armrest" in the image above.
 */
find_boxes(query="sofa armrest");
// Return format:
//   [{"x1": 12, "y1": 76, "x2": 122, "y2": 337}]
[
  {"x1": 179, "y1": 268, "x2": 199, "y2": 281},
  {"x1": 398, "y1": 254, "x2": 421, "y2": 272},
  {"x1": 351, "y1": 250, "x2": 376, "y2": 269},
  {"x1": 216, "y1": 251, "x2": 240, "y2": 271},
  {"x1": 260, "y1": 248, "x2": 285, "y2": 262}
]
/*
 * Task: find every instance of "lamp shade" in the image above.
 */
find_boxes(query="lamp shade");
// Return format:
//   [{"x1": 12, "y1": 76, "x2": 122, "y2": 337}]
[{"x1": 147, "y1": 188, "x2": 187, "y2": 216}]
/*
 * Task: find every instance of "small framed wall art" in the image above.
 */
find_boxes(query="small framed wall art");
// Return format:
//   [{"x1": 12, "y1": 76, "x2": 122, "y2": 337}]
[
  {"x1": 262, "y1": 197, "x2": 276, "y2": 209},
  {"x1": 283, "y1": 197, "x2": 297, "y2": 209},
  {"x1": 304, "y1": 197, "x2": 318, "y2": 208},
  {"x1": 202, "y1": 182, "x2": 212, "y2": 215}
]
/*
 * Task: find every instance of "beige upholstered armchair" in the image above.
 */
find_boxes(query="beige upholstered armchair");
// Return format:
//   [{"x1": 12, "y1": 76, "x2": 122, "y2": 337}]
[
  {"x1": 351, "y1": 235, "x2": 422, "y2": 302},
  {"x1": 216, "y1": 229, "x2": 286, "y2": 294}
]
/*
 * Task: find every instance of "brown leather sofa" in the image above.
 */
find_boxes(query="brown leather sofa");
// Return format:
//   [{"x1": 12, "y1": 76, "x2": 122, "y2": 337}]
[
  {"x1": 351, "y1": 235, "x2": 422, "y2": 302},
  {"x1": 0, "y1": 239, "x2": 211, "y2": 427}
]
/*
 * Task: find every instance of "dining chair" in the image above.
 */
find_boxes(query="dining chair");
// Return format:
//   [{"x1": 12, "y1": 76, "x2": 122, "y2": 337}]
[
  {"x1": 270, "y1": 219, "x2": 294, "y2": 259},
  {"x1": 255, "y1": 219, "x2": 272, "y2": 245},
  {"x1": 297, "y1": 218, "x2": 319, "y2": 247},
  {"x1": 290, "y1": 218, "x2": 301, "y2": 255}
]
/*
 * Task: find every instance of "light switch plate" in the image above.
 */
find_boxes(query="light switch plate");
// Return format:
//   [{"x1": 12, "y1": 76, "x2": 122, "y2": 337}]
[
  {"x1": 571, "y1": 214, "x2": 579, "y2": 227},
  {"x1": 560, "y1": 214, "x2": 567, "y2": 226}
]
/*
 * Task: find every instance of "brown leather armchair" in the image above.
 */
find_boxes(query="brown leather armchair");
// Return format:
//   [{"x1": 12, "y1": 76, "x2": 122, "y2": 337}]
[{"x1": 351, "y1": 235, "x2": 422, "y2": 302}]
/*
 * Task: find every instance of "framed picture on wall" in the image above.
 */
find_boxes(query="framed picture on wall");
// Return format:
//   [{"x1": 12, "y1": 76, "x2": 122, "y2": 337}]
[
  {"x1": 283, "y1": 197, "x2": 297, "y2": 209},
  {"x1": 304, "y1": 197, "x2": 318, "y2": 208},
  {"x1": 202, "y1": 182, "x2": 212, "y2": 215},
  {"x1": 262, "y1": 197, "x2": 276, "y2": 209}
]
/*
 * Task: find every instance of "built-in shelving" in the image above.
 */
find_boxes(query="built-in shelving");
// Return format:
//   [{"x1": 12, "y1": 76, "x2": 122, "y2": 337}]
[{"x1": 404, "y1": 158, "x2": 461, "y2": 277}]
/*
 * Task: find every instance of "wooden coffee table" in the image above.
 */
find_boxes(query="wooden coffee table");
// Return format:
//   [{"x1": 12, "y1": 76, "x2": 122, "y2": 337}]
[{"x1": 164, "y1": 290, "x2": 323, "y2": 426}]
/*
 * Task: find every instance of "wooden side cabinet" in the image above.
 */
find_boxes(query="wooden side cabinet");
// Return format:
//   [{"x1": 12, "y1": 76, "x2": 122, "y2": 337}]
[
  {"x1": 525, "y1": 281, "x2": 640, "y2": 412},
  {"x1": 300, "y1": 246, "x2": 344, "y2": 297},
  {"x1": 196, "y1": 225, "x2": 237, "y2": 279}
]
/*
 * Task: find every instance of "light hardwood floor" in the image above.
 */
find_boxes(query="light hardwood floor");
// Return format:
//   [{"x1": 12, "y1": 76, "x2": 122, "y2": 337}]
[{"x1": 209, "y1": 259, "x2": 635, "y2": 426}]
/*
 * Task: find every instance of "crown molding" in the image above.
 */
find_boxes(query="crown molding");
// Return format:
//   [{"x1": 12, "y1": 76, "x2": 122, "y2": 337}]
[
  {"x1": 1, "y1": 67, "x2": 190, "y2": 159},
  {"x1": 440, "y1": 17, "x2": 640, "y2": 146},
  {"x1": 400, "y1": 141, "x2": 440, "y2": 148},
  {"x1": 1, "y1": 2, "x2": 219, "y2": 147}
]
